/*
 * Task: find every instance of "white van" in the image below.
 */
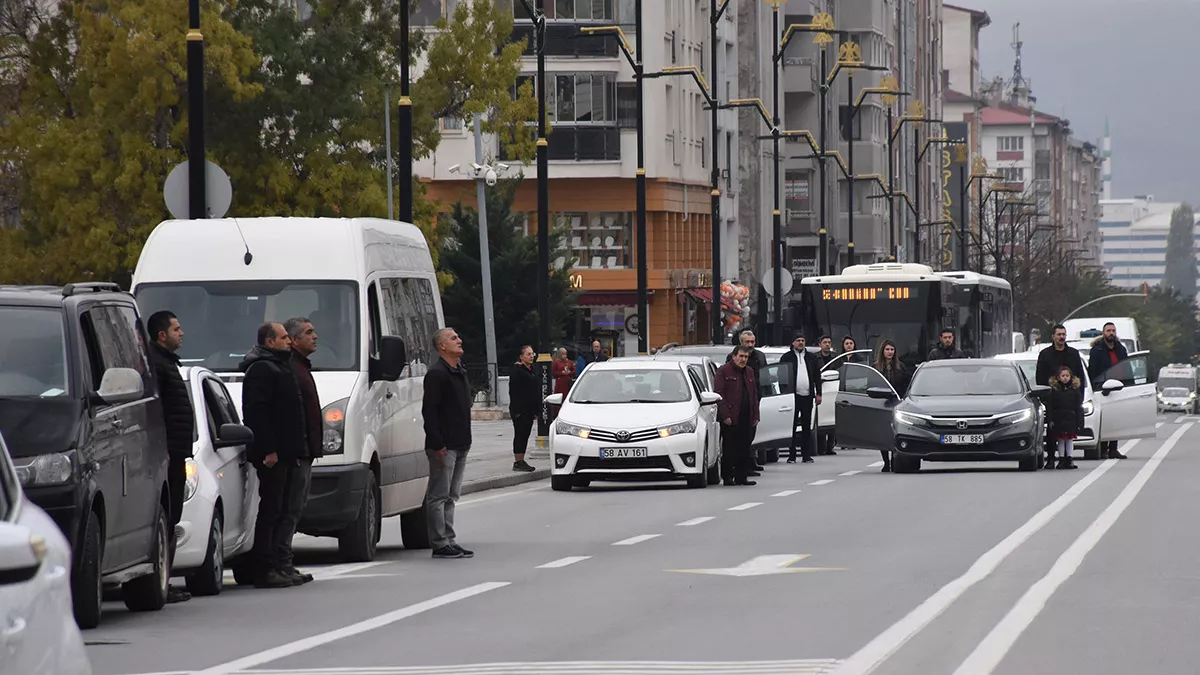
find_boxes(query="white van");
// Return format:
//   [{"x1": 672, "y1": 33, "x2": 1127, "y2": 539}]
[
  {"x1": 1062, "y1": 317, "x2": 1140, "y2": 353},
  {"x1": 132, "y1": 217, "x2": 441, "y2": 562}
]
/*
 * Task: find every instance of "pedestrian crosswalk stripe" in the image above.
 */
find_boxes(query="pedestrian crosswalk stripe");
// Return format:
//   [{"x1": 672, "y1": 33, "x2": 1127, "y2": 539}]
[{"x1": 238, "y1": 660, "x2": 843, "y2": 674}]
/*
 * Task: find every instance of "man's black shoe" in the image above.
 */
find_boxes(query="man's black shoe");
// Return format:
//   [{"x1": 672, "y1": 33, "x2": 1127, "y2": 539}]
[
  {"x1": 432, "y1": 546, "x2": 465, "y2": 559},
  {"x1": 451, "y1": 544, "x2": 474, "y2": 558},
  {"x1": 747, "y1": 471, "x2": 761, "y2": 477},
  {"x1": 255, "y1": 570, "x2": 294, "y2": 589},
  {"x1": 283, "y1": 567, "x2": 314, "y2": 584},
  {"x1": 513, "y1": 460, "x2": 536, "y2": 472},
  {"x1": 723, "y1": 479, "x2": 738, "y2": 486},
  {"x1": 802, "y1": 457, "x2": 814, "y2": 464},
  {"x1": 753, "y1": 464, "x2": 766, "y2": 472},
  {"x1": 1107, "y1": 448, "x2": 1128, "y2": 459},
  {"x1": 786, "y1": 457, "x2": 797, "y2": 464},
  {"x1": 167, "y1": 587, "x2": 191, "y2": 603},
  {"x1": 736, "y1": 479, "x2": 757, "y2": 486}
]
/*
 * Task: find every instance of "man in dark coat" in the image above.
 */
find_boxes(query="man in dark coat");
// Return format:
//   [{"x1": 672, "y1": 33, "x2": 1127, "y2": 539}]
[
  {"x1": 423, "y1": 327, "x2": 474, "y2": 559},
  {"x1": 1035, "y1": 324, "x2": 1087, "y2": 386},
  {"x1": 146, "y1": 310, "x2": 195, "y2": 604},
  {"x1": 508, "y1": 345, "x2": 539, "y2": 472},
  {"x1": 779, "y1": 334, "x2": 821, "y2": 464},
  {"x1": 282, "y1": 317, "x2": 324, "y2": 584},
  {"x1": 714, "y1": 346, "x2": 760, "y2": 486},
  {"x1": 1087, "y1": 322, "x2": 1130, "y2": 460},
  {"x1": 927, "y1": 328, "x2": 967, "y2": 361},
  {"x1": 240, "y1": 322, "x2": 307, "y2": 588},
  {"x1": 726, "y1": 329, "x2": 767, "y2": 472},
  {"x1": 575, "y1": 339, "x2": 607, "y2": 378}
]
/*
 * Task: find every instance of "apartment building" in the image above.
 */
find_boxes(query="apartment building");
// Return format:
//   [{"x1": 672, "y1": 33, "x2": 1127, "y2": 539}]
[
  {"x1": 417, "y1": 0, "x2": 740, "y2": 352},
  {"x1": 1100, "y1": 197, "x2": 1200, "y2": 298}
]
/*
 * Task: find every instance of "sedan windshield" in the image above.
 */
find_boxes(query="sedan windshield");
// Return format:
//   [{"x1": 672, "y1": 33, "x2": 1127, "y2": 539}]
[
  {"x1": 0, "y1": 307, "x2": 69, "y2": 397},
  {"x1": 135, "y1": 281, "x2": 359, "y2": 372},
  {"x1": 570, "y1": 369, "x2": 692, "y2": 404},
  {"x1": 1162, "y1": 387, "x2": 1190, "y2": 398},
  {"x1": 909, "y1": 364, "x2": 1024, "y2": 396}
]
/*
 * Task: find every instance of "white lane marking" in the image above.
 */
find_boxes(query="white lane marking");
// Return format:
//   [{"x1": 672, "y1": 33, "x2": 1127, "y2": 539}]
[
  {"x1": 192, "y1": 582, "x2": 510, "y2": 675},
  {"x1": 676, "y1": 516, "x2": 716, "y2": 526},
  {"x1": 238, "y1": 659, "x2": 844, "y2": 674},
  {"x1": 772, "y1": 489, "x2": 803, "y2": 497},
  {"x1": 310, "y1": 562, "x2": 389, "y2": 580},
  {"x1": 612, "y1": 534, "x2": 661, "y2": 546},
  {"x1": 808, "y1": 479, "x2": 835, "y2": 486},
  {"x1": 867, "y1": 461, "x2": 885, "y2": 468},
  {"x1": 727, "y1": 502, "x2": 763, "y2": 511},
  {"x1": 536, "y1": 556, "x2": 591, "y2": 569},
  {"x1": 1156, "y1": 422, "x2": 1165, "y2": 429},
  {"x1": 1176, "y1": 415, "x2": 1187, "y2": 424},
  {"x1": 952, "y1": 424, "x2": 1192, "y2": 675},
  {"x1": 830, "y1": 439, "x2": 1139, "y2": 675},
  {"x1": 839, "y1": 470, "x2": 862, "y2": 477},
  {"x1": 458, "y1": 484, "x2": 548, "y2": 507}
]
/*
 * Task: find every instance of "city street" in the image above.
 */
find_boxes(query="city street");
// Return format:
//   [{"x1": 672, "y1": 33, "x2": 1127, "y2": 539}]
[{"x1": 84, "y1": 414, "x2": 1199, "y2": 675}]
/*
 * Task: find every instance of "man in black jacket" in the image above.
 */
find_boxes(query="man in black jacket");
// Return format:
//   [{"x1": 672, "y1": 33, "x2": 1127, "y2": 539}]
[
  {"x1": 780, "y1": 334, "x2": 821, "y2": 464},
  {"x1": 240, "y1": 322, "x2": 307, "y2": 588},
  {"x1": 423, "y1": 327, "x2": 474, "y2": 559},
  {"x1": 927, "y1": 328, "x2": 967, "y2": 361},
  {"x1": 726, "y1": 329, "x2": 768, "y2": 472},
  {"x1": 282, "y1": 317, "x2": 323, "y2": 584},
  {"x1": 1088, "y1": 322, "x2": 1130, "y2": 460},
  {"x1": 1035, "y1": 325, "x2": 1087, "y2": 387},
  {"x1": 146, "y1": 310, "x2": 194, "y2": 604},
  {"x1": 508, "y1": 345, "x2": 539, "y2": 473}
]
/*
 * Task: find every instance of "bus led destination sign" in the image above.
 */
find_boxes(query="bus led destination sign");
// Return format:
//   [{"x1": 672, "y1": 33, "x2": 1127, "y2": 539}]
[{"x1": 822, "y1": 285, "x2": 914, "y2": 301}]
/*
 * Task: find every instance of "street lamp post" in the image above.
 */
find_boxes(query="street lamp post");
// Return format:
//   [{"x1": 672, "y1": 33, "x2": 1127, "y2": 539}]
[
  {"x1": 708, "y1": 0, "x2": 730, "y2": 345},
  {"x1": 187, "y1": 0, "x2": 206, "y2": 219},
  {"x1": 840, "y1": 56, "x2": 897, "y2": 266},
  {"x1": 398, "y1": 0, "x2": 412, "y2": 222}
]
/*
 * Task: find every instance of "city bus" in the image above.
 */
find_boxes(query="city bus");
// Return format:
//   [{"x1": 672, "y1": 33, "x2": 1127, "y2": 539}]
[{"x1": 797, "y1": 263, "x2": 1013, "y2": 366}]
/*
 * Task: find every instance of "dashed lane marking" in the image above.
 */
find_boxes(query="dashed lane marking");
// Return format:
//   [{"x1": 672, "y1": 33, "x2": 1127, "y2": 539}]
[
  {"x1": 230, "y1": 660, "x2": 843, "y2": 674},
  {"x1": 676, "y1": 516, "x2": 716, "y2": 526},
  {"x1": 808, "y1": 479, "x2": 835, "y2": 486},
  {"x1": 839, "y1": 470, "x2": 862, "y2": 477},
  {"x1": 536, "y1": 556, "x2": 590, "y2": 569},
  {"x1": 612, "y1": 534, "x2": 661, "y2": 546},
  {"x1": 727, "y1": 502, "x2": 763, "y2": 511},
  {"x1": 867, "y1": 461, "x2": 885, "y2": 468},
  {"x1": 771, "y1": 489, "x2": 803, "y2": 497}
]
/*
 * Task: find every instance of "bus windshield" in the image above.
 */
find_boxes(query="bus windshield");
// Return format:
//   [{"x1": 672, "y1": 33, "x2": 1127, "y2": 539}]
[{"x1": 800, "y1": 282, "x2": 936, "y2": 367}]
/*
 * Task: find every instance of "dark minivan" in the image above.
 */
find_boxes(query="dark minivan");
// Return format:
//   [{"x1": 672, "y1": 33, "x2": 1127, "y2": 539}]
[{"x1": 0, "y1": 283, "x2": 172, "y2": 628}]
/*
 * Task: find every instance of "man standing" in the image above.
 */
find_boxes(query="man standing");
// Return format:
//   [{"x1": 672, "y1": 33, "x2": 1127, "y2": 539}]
[
  {"x1": 508, "y1": 345, "x2": 538, "y2": 473},
  {"x1": 927, "y1": 329, "x2": 967, "y2": 361},
  {"x1": 727, "y1": 329, "x2": 767, "y2": 473},
  {"x1": 576, "y1": 339, "x2": 607, "y2": 376},
  {"x1": 813, "y1": 336, "x2": 837, "y2": 456},
  {"x1": 423, "y1": 327, "x2": 474, "y2": 559},
  {"x1": 1088, "y1": 322, "x2": 1130, "y2": 460},
  {"x1": 814, "y1": 335, "x2": 836, "y2": 370},
  {"x1": 240, "y1": 322, "x2": 307, "y2": 588},
  {"x1": 780, "y1": 334, "x2": 821, "y2": 464},
  {"x1": 282, "y1": 317, "x2": 324, "y2": 583},
  {"x1": 145, "y1": 310, "x2": 194, "y2": 604},
  {"x1": 714, "y1": 346, "x2": 760, "y2": 486},
  {"x1": 1035, "y1": 325, "x2": 1087, "y2": 386}
]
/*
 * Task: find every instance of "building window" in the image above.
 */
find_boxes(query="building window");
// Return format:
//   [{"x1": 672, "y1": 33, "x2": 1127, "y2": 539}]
[
  {"x1": 412, "y1": 0, "x2": 446, "y2": 25},
  {"x1": 560, "y1": 212, "x2": 633, "y2": 269},
  {"x1": 839, "y1": 106, "x2": 862, "y2": 141},
  {"x1": 997, "y1": 136, "x2": 1024, "y2": 152},
  {"x1": 551, "y1": 0, "x2": 614, "y2": 20},
  {"x1": 549, "y1": 73, "x2": 617, "y2": 124},
  {"x1": 785, "y1": 170, "x2": 811, "y2": 217},
  {"x1": 616, "y1": 82, "x2": 637, "y2": 129},
  {"x1": 440, "y1": 117, "x2": 463, "y2": 132},
  {"x1": 997, "y1": 167, "x2": 1025, "y2": 183}
]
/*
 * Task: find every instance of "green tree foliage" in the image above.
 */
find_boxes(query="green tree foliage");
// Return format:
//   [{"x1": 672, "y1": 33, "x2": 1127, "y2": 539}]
[
  {"x1": 1163, "y1": 203, "x2": 1197, "y2": 300},
  {"x1": 438, "y1": 177, "x2": 575, "y2": 390}
]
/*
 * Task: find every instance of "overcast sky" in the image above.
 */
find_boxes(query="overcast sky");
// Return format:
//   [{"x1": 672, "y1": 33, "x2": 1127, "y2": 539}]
[{"x1": 973, "y1": 0, "x2": 1197, "y2": 204}]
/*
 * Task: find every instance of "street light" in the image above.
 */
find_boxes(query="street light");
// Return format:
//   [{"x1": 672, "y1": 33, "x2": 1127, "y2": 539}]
[
  {"x1": 842, "y1": 54, "x2": 898, "y2": 267},
  {"x1": 187, "y1": 0, "x2": 205, "y2": 219}
]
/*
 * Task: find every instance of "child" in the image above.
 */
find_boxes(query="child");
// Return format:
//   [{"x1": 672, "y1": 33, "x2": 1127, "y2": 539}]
[{"x1": 1047, "y1": 364, "x2": 1084, "y2": 470}]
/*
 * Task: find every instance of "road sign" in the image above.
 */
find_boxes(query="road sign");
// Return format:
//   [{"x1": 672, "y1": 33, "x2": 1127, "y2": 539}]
[
  {"x1": 668, "y1": 554, "x2": 845, "y2": 577},
  {"x1": 163, "y1": 160, "x2": 232, "y2": 220},
  {"x1": 791, "y1": 258, "x2": 818, "y2": 279},
  {"x1": 762, "y1": 269, "x2": 794, "y2": 297}
]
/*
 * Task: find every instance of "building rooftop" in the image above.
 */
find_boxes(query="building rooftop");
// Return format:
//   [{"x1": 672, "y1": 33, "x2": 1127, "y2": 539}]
[
  {"x1": 979, "y1": 101, "x2": 1063, "y2": 127},
  {"x1": 944, "y1": 3, "x2": 992, "y2": 27}
]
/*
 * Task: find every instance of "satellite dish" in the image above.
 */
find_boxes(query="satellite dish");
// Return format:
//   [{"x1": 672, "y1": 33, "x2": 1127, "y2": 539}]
[{"x1": 163, "y1": 160, "x2": 233, "y2": 220}]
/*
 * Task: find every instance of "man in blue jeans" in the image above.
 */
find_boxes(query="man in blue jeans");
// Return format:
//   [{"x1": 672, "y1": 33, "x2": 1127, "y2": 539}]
[{"x1": 422, "y1": 327, "x2": 475, "y2": 559}]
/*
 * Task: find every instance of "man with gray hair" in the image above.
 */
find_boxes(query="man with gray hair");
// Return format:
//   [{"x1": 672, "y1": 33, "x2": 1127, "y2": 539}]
[
  {"x1": 281, "y1": 316, "x2": 321, "y2": 583},
  {"x1": 422, "y1": 327, "x2": 474, "y2": 559}
]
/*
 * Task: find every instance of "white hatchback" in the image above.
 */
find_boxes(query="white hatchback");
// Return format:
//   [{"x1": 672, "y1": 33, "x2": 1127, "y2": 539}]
[
  {"x1": 546, "y1": 360, "x2": 723, "y2": 491},
  {"x1": 0, "y1": 432, "x2": 90, "y2": 675},
  {"x1": 172, "y1": 367, "x2": 258, "y2": 593}
]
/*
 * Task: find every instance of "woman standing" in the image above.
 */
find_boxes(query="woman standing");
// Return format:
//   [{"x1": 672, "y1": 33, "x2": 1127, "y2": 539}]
[
  {"x1": 551, "y1": 348, "x2": 575, "y2": 395},
  {"x1": 874, "y1": 339, "x2": 907, "y2": 472},
  {"x1": 508, "y1": 345, "x2": 539, "y2": 473},
  {"x1": 842, "y1": 336, "x2": 863, "y2": 363},
  {"x1": 1046, "y1": 365, "x2": 1083, "y2": 470}
]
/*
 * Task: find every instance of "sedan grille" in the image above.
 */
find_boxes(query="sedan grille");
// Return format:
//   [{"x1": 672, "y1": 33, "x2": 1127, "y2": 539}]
[
  {"x1": 924, "y1": 416, "x2": 1002, "y2": 431},
  {"x1": 576, "y1": 456, "x2": 674, "y2": 472},
  {"x1": 587, "y1": 428, "x2": 660, "y2": 443}
]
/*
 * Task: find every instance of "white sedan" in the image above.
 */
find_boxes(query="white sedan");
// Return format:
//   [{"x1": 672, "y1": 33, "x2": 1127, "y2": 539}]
[
  {"x1": 173, "y1": 367, "x2": 258, "y2": 593},
  {"x1": 0, "y1": 432, "x2": 90, "y2": 675},
  {"x1": 546, "y1": 360, "x2": 723, "y2": 491}
]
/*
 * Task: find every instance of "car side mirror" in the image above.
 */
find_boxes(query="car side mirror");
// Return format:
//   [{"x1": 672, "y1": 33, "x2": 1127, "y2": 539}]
[
  {"x1": 0, "y1": 523, "x2": 44, "y2": 586},
  {"x1": 92, "y1": 367, "x2": 144, "y2": 406},
  {"x1": 699, "y1": 391, "x2": 722, "y2": 406},
  {"x1": 371, "y1": 336, "x2": 407, "y2": 382},
  {"x1": 866, "y1": 386, "x2": 895, "y2": 400},
  {"x1": 1030, "y1": 385, "x2": 1051, "y2": 400},
  {"x1": 1101, "y1": 379, "x2": 1125, "y2": 396},
  {"x1": 544, "y1": 393, "x2": 564, "y2": 406},
  {"x1": 821, "y1": 370, "x2": 840, "y2": 382},
  {"x1": 214, "y1": 423, "x2": 254, "y2": 449}
]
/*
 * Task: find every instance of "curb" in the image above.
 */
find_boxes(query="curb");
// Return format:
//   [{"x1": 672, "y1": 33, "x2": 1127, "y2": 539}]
[{"x1": 461, "y1": 468, "x2": 551, "y2": 496}]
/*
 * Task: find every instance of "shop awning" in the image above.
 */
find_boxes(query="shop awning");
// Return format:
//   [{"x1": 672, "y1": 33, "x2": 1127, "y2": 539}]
[{"x1": 679, "y1": 288, "x2": 733, "y2": 311}]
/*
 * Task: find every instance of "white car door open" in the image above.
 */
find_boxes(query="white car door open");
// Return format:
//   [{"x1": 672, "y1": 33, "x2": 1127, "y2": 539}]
[{"x1": 1095, "y1": 351, "x2": 1157, "y2": 441}]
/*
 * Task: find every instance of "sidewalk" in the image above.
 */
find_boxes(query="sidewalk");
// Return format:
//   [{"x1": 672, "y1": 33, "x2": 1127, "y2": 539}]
[{"x1": 461, "y1": 420, "x2": 551, "y2": 495}]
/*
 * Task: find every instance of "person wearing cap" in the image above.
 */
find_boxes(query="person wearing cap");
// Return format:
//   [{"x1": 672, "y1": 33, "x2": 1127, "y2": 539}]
[{"x1": 779, "y1": 333, "x2": 821, "y2": 464}]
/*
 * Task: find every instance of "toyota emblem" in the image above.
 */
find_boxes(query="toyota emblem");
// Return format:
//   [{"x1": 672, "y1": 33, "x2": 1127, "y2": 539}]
[
  {"x1": 955, "y1": 420, "x2": 968, "y2": 430},
  {"x1": 617, "y1": 430, "x2": 631, "y2": 441}
]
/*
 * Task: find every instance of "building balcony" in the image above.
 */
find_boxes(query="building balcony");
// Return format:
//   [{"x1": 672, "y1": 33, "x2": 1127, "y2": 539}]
[
  {"x1": 783, "y1": 56, "x2": 818, "y2": 95},
  {"x1": 512, "y1": 23, "x2": 619, "y2": 58},
  {"x1": 501, "y1": 125, "x2": 621, "y2": 162}
]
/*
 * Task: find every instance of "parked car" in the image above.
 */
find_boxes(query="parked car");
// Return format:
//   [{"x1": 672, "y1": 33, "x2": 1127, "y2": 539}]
[
  {"x1": 546, "y1": 359, "x2": 723, "y2": 491},
  {"x1": 0, "y1": 431, "x2": 91, "y2": 674},
  {"x1": 172, "y1": 367, "x2": 257, "y2": 594},
  {"x1": 0, "y1": 283, "x2": 172, "y2": 628},
  {"x1": 133, "y1": 217, "x2": 439, "y2": 562}
]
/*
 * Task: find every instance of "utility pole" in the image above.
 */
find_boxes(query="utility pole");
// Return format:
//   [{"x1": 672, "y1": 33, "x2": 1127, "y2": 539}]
[
  {"x1": 635, "y1": 0, "x2": 648, "y2": 355},
  {"x1": 472, "y1": 114, "x2": 500, "y2": 406},
  {"x1": 770, "y1": 3, "x2": 782, "y2": 345},
  {"x1": 187, "y1": 0, "x2": 206, "y2": 219},
  {"x1": 385, "y1": 88, "x2": 393, "y2": 220},
  {"x1": 708, "y1": 0, "x2": 727, "y2": 345},
  {"x1": 398, "y1": 0, "x2": 413, "y2": 222}
]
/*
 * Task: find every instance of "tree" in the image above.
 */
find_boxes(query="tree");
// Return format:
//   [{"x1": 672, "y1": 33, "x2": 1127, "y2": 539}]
[
  {"x1": 0, "y1": 0, "x2": 260, "y2": 285},
  {"x1": 437, "y1": 177, "x2": 575, "y2": 390},
  {"x1": 1163, "y1": 202, "x2": 1197, "y2": 299}
]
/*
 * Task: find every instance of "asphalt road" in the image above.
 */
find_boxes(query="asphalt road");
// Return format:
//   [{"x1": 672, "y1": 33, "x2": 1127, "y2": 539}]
[{"x1": 84, "y1": 413, "x2": 1200, "y2": 675}]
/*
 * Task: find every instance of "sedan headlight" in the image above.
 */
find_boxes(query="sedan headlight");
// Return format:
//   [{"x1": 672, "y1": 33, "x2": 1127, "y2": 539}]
[
  {"x1": 13, "y1": 452, "x2": 74, "y2": 487},
  {"x1": 1082, "y1": 400, "x2": 1095, "y2": 416},
  {"x1": 893, "y1": 411, "x2": 926, "y2": 427},
  {"x1": 183, "y1": 458, "x2": 199, "y2": 502},
  {"x1": 1000, "y1": 408, "x2": 1033, "y2": 425},
  {"x1": 555, "y1": 420, "x2": 590, "y2": 439},
  {"x1": 658, "y1": 417, "x2": 698, "y2": 437},
  {"x1": 322, "y1": 397, "x2": 349, "y2": 455}
]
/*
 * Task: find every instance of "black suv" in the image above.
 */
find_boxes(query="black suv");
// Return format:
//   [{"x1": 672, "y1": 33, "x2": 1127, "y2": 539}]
[{"x1": 0, "y1": 282, "x2": 171, "y2": 628}]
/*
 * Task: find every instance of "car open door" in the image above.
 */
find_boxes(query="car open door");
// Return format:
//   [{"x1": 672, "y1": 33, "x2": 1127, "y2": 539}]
[
  {"x1": 816, "y1": 349, "x2": 873, "y2": 430},
  {"x1": 755, "y1": 362, "x2": 796, "y2": 449},
  {"x1": 1095, "y1": 351, "x2": 1157, "y2": 441},
  {"x1": 834, "y1": 362, "x2": 899, "y2": 451}
]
